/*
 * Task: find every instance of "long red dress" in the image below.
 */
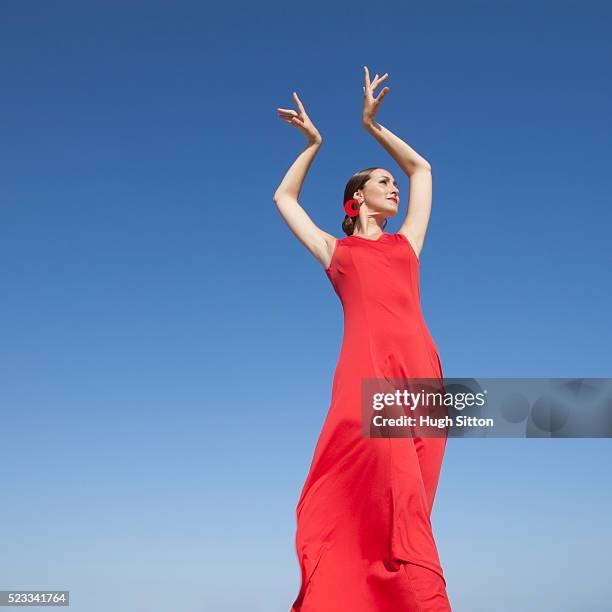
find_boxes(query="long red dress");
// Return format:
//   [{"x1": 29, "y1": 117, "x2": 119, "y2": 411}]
[{"x1": 290, "y1": 232, "x2": 451, "y2": 612}]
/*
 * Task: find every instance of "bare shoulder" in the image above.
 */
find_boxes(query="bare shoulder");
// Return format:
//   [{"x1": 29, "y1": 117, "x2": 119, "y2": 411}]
[
  {"x1": 396, "y1": 227, "x2": 423, "y2": 261},
  {"x1": 319, "y1": 229, "x2": 338, "y2": 250},
  {"x1": 317, "y1": 229, "x2": 339, "y2": 270}
]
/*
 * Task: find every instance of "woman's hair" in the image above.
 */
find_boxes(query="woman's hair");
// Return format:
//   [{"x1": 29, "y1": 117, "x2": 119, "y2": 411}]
[{"x1": 341, "y1": 167, "x2": 388, "y2": 236}]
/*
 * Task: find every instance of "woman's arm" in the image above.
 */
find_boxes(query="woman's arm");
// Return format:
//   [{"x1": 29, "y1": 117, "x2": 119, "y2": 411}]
[
  {"x1": 274, "y1": 93, "x2": 336, "y2": 269},
  {"x1": 362, "y1": 67, "x2": 433, "y2": 258}
]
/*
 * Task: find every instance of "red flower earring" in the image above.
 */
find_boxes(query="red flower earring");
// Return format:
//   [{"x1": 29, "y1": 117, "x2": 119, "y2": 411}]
[{"x1": 344, "y1": 199, "x2": 361, "y2": 217}]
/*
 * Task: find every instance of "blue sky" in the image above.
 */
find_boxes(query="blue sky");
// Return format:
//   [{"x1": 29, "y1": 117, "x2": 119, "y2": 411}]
[{"x1": 1, "y1": 1, "x2": 611, "y2": 611}]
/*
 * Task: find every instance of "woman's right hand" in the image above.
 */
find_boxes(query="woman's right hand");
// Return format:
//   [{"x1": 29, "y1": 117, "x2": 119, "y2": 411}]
[{"x1": 277, "y1": 92, "x2": 322, "y2": 145}]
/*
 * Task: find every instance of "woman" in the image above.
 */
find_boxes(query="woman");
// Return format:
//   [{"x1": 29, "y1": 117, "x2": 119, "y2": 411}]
[{"x1": 274, "y1": 67, "x2": 451, "y2": 612}]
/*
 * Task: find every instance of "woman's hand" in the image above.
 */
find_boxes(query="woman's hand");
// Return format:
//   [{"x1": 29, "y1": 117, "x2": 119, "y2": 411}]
[
  {"x1": 277, "y1": 92, "x2": 322, "y2": 145},
  {"x1": 362, "y1": 66, "x2": 389, "y2": 128}
]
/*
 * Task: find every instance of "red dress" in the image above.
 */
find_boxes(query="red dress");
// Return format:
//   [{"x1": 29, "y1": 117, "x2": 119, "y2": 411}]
[{"x1": 290, "y1": 232, "x2": 451, "y2": 612}]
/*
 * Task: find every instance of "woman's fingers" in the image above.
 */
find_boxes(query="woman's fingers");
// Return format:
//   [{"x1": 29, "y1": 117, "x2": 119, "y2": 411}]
[
  {"x1": 277, "y1": 110, "x2": 299, "y2": 122},
  {"x1": 371, "y1": 73, "x2": 389, "y2": 89},
  {"x1": 277, "y1": 92, "x2": 307, "y2": 122},
  {"x1": 292, "y1": 91, "x2": 306, "y2": 115},
  {"x1": 374, "y1": 86, "x2": 390, "y2": 104},
  {"x1": 363, "y1": 65, "x2": 370, "y2": 87},
  {"x1": 363, "y1": 66, "x2": 389, "y2": 91},
  {"x1": 277, "y1": 106, "x2": 304, "y2": 125}
]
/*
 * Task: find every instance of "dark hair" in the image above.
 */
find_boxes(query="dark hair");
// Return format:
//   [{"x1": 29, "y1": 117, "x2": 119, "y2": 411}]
[{"x1": 341, "y1": 167, "x2": 389, "y2": 236}]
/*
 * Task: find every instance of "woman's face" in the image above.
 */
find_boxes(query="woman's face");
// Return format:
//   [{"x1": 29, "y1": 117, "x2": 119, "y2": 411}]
[{"x1": 355, "y1": 168, "x2": 399, "y2": 217}]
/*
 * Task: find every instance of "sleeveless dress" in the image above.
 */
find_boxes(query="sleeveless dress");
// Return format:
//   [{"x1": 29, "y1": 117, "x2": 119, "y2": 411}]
[{"x1": 290, "y1": 232, "x2": 451, "y2": 612}]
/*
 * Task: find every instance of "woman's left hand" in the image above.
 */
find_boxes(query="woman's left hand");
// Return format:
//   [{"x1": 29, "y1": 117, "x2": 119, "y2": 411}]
[{"x1": 362, "y1": 66, "x2": 389, "y2": 128}]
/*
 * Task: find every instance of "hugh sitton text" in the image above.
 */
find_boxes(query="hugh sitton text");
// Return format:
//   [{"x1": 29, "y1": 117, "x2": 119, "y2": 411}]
[{"x1": 372, "y1": 415, "x2": 495, "y2": 428}]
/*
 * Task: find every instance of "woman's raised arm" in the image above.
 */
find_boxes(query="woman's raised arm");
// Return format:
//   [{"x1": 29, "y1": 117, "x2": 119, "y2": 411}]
[
  {"x1": 273, "y1": 92, "x2": 336, "y2": 270},
  {"x1": 362, "y1": 67, "x2": 433, "y2": 259}
]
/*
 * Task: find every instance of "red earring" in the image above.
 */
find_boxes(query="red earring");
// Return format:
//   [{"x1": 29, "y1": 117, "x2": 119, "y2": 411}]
[{"x1": 344, "y1": 199, "x2": 361, "y2": 217}]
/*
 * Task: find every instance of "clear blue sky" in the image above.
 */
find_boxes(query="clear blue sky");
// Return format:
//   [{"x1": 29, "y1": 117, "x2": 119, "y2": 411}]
[{"x1": 1, "y1": 1, "x2": 611, "y2": 611}]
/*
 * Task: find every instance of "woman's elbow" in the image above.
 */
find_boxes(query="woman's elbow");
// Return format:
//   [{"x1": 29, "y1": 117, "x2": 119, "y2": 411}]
[{"x1": 407, "y1": 160, "x2": 432, "y2": 176}]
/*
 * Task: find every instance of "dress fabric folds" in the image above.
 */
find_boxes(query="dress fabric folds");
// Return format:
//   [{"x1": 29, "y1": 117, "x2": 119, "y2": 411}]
[{"x1": 290, "y1": 232, "x2": 451, "y2": 612}]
